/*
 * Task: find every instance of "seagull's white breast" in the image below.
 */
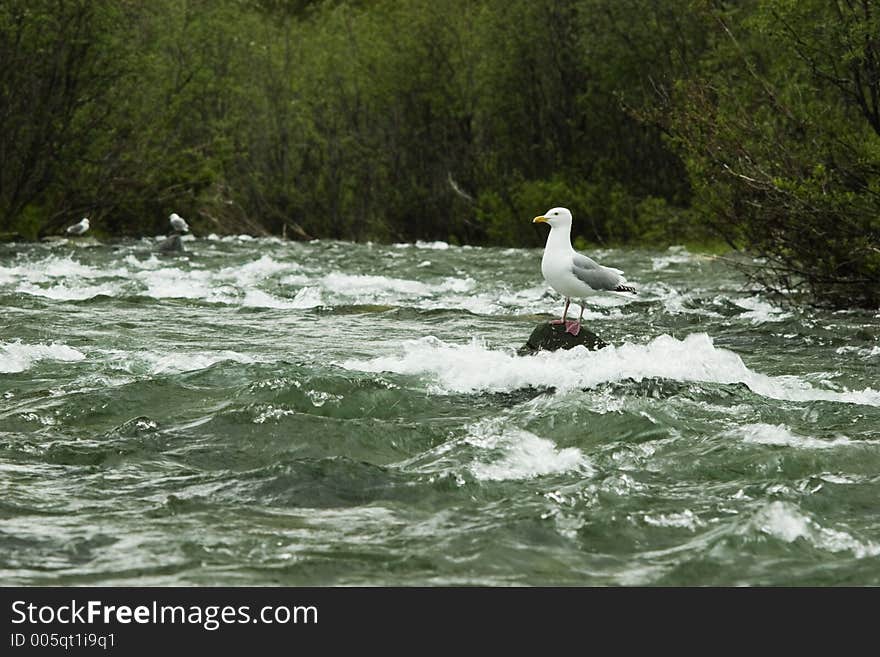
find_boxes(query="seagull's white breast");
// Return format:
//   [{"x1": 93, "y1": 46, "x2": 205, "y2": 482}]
[{"x1": 541, "y1": 245, "x2": 595, "y2": 298}]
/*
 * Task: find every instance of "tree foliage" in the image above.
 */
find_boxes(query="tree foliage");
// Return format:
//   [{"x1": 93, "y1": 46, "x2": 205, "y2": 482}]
[
  {"x1": 654, "y1": 0, "x2": 880, "y2": 307},
  {"x1": 1, "y1": 0, "x2": 878, "y2": 306}
]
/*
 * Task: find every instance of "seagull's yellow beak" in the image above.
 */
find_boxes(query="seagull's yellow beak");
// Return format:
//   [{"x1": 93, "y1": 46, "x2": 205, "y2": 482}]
[{"x1": 533, "y1": 215, "x2": 548, "y2": 224}]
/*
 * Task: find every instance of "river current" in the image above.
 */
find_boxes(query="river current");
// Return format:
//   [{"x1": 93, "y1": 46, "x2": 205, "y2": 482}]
[{"x1": 1, "y1": 236, "x2": 879, "y2": 585}]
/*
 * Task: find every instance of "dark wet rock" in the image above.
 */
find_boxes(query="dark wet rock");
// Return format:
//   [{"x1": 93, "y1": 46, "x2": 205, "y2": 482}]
[
  {"x1": 517, "y1": 322, "x2": 608, "y2": 356},
  {"x1": 158, "y1": 232, "x2": 184, "y2": 253}
]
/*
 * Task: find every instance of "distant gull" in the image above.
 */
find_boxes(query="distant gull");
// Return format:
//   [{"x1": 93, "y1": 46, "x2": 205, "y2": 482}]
[
  {"x1": 158, "y1": 214, "x2": 189, "y2": 253},
  {"x1": 169, "y1": 213, "x2": 189, "y2": 233},
  {"x1": 533, "y1": 207, "x2": 636, "y2": 335},
  {"x1": 65, "y1": 217, "x2": 90, "y2": 236}
]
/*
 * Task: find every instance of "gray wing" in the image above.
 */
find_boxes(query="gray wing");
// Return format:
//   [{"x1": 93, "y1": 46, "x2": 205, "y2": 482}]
[{"x1": 571, "y1": 252, "x2": 624, "y2": 291}]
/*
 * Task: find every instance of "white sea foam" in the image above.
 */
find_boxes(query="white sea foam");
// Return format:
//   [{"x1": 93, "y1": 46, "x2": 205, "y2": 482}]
[
  {"x1": 3, "y1": 255, "x2": 129, "y2": 300},
  {"x1": 397, "y1": 415, "x2": 592, "y2": 483},
  {"x1": 651, "y1": 247, "x2": 694, "y2": 271},
  {"x1": 288, "y1": 286, "x2": 324, "y2": 309},
  {"x1": 5, "y1": 256, "x2": 89, "y2": 282},
  {"x1": 312, "y1": 273, "x2": 620, "y2": 316},
  {"x1": 416, "y1": 240, "x2": 451, "y2": 250},
  {"x1": 3, "y1": 252, "x2": 306, "y2": 305},
  {"x1": 495, "y1": 286, "x2": 546, "y2": 307},
  {"x1": 216, "y1": 255, "x2": 292, "y2": 283},
  {"x1": 134, "y1": 267, "x2": 236, "y2": 302},
  {"x1": 341, "y1": 332, "x2": 880, "y2": 406},
  {"x1": 643, "y1": 509, "x2": 704, "y2": 531},
  {"x1": 242, "y1": 289, "x2": 304, "y2": 309},
  {"x1": 313, "y1": 272, "x2": 483, "y2": 310},
  {"x1": 321, "y1": 273, "x2": 434, "y2": 298},
  {"x1": 835, "y1": 345, "x2": 880, "y2": 359},
  {"x1": 734, "y1": 296, "x2": 792, "y2": 324},
  {"x1": 253, "y1": 405, "x2": 298, "y2": 424},
  {"x1": 17, "y1": 281, "x2": 120, "y2": 300},
  {"x1": 394, "y1": 240, "x2": 451, "y2": 250},
  {"x1": 0, "y1": 250, "x2": 633, "y2": 316},
  {"x1": 730, "y1": 423, "x2": 866, "y2": 449},
  {"x1": 204, "y1": 233, "x2": 278, "y2": 243},
  {"x1": 279, "y1": 274, "x2": 312, "y2": 287},
  {"x1": 123, "y1": 254, "x2": 162, "y2": 270},
  {"x1": 467, "y1": 427, "x2": 591, "y2": 481},
  {"x1": 0, "y1": 341, "x2": 86, "y2": 373},
  {"x1": 657, "y1": 287, "x2": 724, "y2": 317},
  {"x1": 2, "y1": 256, "x2": 129, "y2": 283},
  {"x1": 748, "y1": 501, "x2": 880, "y2": 558},
  {"x1": 137, "y1": 350, "x2": 256, "y2": 375}
]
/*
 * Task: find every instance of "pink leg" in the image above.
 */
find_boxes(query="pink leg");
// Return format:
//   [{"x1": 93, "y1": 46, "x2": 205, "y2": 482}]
[
  {"x1": 550, "y1": 298, "x2": 570, "y2": 325},
  {"x1": 565, "y1": 303, "x2": 584, "y2": 335}
]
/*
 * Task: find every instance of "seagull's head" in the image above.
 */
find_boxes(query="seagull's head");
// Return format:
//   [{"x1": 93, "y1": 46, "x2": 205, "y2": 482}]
[
  {"x1": 80, "y1": 218, "x2": 90, "y2": 229},
  {"x1": 532, "y1": 207, "x2": 572, "y2": 229}
]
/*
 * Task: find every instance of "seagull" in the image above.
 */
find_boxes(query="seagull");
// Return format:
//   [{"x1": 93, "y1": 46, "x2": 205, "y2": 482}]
[
  {"x1": 169, "y1": 213, "x2": 189, "y2": 233},
  {"x1": 533, "y1": 207, "x2": 636, "y2": 336},
  {"x1": 65, "y1": 217, "x2": 90, "y2": 236}
]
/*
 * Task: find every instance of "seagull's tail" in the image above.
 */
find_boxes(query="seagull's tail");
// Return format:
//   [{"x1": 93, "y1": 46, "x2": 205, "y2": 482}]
[{"x1": 613, "y1": 283, "x2": 637, "y2": 294}]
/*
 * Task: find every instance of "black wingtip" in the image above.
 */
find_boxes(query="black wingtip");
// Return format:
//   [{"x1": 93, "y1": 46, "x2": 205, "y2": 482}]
[{"x1": 614, "y1": 284, "x2": 637, "y2": 294}]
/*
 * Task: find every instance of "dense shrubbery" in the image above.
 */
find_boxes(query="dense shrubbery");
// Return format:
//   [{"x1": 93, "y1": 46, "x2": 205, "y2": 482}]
[
  {"x1": 652, "y1": 0, "x2": 880, "y2": 307},
  {"x1": 1, "y1": 0, "x2": 879, "y2": 306},
  {"x1": 0, "y1": 0, "x2": 694, "y2": 244}
]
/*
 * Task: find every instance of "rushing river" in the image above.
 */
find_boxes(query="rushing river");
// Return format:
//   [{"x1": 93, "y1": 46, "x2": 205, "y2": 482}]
[{"x1": 1, "y1": 235, "x2": 879, "y2": 585}]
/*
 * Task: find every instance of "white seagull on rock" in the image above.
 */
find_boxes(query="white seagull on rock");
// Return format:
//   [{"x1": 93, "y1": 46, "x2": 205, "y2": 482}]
[
  {"x1": 169, "y1": 213, "x2": 189, "y2": 233},
  {"x1": 65, "y1": 217, "x2": 90, "y2": 236},
  {"x1": 533, "y1": 207, "x2": 636, "y2": 336}
]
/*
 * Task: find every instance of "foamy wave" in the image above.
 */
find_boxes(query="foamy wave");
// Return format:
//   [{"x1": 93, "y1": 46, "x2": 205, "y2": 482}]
[
  {"x1": 730, "y1": 423, "x2": 867, "y2": 449},
  {"x1": 309, "y1": 272, "x2": 487, "y2": 311},
  {"x1": 747, "y1": 501, "x2": 880, "y2": 558},
  {"x1": 643, "y1": 509, "x2": 704, "y2": 531},
  {"x1": 288, "y1": 287, "x2": 323, "y2": 309},
  {"x1": 467, "y1": 427, "x2": 592, "y2": 481},
  {"x1": 0, "y1": 256, "x2": 117, "y2": 284},
  {"x1": 734, "y1": 297, "x2": 792, "y2": 324},
  {"x1": 17, "y1": 282, "x2": 120, "y2": 300},
  {"x1": 321, "y1": 273, "x2": 434, "y2": 298},
  {"x1": 138, "y1": 350, "x2": 256, "y2": 375},
  {"x1": 341, "y1": 332, "x2": 880, "y2": 405},
  {"x1": 0, "y1": 250, "x2": 624, "y2": 316},
  {"x1": 651, "y1": 246, "x2": 694, "y2": 271},
  {"x1": 217, "y1": 255, "x2": 293, "y2": 283},
  {"x1": 4, "y1": 254, "x2": 128, "y2": 300},
  {"x1": 416, "y1": 240, "x2": 451, "y2": 250},
  {"x1": 242, "y1": 289, "x2": 304, "y2": 309},
  {"x1": 658, "y1": 288, "x2": 724, "y2": 317},
  {"x1": 0, "y1": 341, "x2": 85, "y2": 373},
  {"x1": 394, "y1": 240, "x2": 451, "y2": 250},
  {"x1": 2, "y1": 252, "x2": 311, "y2": 305},
  {"x1": 123, "y1": 254, "x2": 163, "y2": 270},
  {"x1": 253, "y1": 405, "x2": 298, "y2": 424},
  {"x1": 135, "y1": 267, "x2": 214, "y2": 299},
  {"x1": 206, "y1": 234, "x2": 259, "y2": 242},
  {"x1": 836, "y1": 345, "x2": 880, "y2": 359}
]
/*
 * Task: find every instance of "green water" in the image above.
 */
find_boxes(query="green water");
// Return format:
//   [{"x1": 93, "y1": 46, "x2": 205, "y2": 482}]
[{"x1": 1, "y1": 237, "x2": 879, "y2": 585}]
